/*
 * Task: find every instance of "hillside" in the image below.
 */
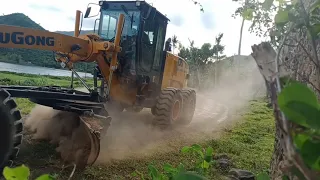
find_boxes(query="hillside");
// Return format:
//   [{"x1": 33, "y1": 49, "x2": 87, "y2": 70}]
[
  {"x1": 0, "y1": 13, "x2": 94, "y2": 73},
  {"x1": 55, "y1": 30, "x2": 94, "y2": 36}
]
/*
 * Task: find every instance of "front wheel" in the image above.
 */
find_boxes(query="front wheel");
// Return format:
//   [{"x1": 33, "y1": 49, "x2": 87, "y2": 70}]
[{"x1": 0, "y1": 88, "x2": 23, "y2": 170}]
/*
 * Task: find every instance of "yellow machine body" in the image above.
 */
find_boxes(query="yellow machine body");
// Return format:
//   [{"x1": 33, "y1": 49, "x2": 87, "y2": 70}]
[
  {"x1": 0, "y1": 0, "x2": 196, "y2": 169},
  {"x1": 161, "y1": 52, "x2": 189, "y2": 89}
]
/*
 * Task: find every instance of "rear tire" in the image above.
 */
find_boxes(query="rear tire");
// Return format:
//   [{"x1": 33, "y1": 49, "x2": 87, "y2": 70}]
[
  {"x1": 0, "y1": 88, "x2": 23, "y2": 170},
  {"x1": 152, "y1": 88, "x2": 183, "y2": 129},
  {"x1": 179, "y1": 89, "x2": 196, "y2": 125}
]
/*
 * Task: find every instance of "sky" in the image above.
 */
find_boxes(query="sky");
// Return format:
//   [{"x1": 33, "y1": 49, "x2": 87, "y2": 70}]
[{"x1": 0, "y1": 0, "x2": 269, "y2": 56}]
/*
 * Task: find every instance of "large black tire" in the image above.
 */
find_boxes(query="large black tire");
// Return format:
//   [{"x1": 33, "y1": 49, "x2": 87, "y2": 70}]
[
  {"x1": 179, "y1": 89, "x2": 196, "y2": 125},
  {"x1": 152, "y1": 88, "x2": 183, "y2": 129},
  {"x1": 0, "y1": 89, "x2": 23, "y2": 170}
]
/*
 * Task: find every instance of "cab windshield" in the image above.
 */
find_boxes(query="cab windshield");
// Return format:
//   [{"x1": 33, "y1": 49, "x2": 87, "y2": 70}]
[{"x1": 99, "y1": 9, "x2": 140, "y2": 41}]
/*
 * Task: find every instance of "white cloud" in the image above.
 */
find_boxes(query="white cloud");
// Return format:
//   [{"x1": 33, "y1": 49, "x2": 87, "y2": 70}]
[{"x1": 0, "y1": 0, "x2": 268, "y2": 56}]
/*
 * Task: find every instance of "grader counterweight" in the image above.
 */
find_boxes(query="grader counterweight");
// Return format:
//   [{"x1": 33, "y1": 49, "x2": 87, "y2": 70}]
[{"x1": 0, "y1": 0, "x2": 196, "y2": 169}]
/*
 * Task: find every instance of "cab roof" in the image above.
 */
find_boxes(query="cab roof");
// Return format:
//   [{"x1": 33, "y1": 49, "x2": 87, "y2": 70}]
[{"x1": 98, "y1": 0, "x2": 170, "y2": 22}]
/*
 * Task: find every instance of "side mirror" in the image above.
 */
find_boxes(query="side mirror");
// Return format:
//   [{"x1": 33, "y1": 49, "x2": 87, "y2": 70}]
[
  {"x1": 84, "y1": 7, "x2": 91, "y2": 18},
  {"x1": 84, "y1": 3, "x2": 100, "y2": 18}
]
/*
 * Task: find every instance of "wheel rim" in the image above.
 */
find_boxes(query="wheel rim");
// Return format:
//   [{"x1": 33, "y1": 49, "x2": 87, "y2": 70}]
[{"x1": 172, "y1": 99, "x2": 181, "y2": 121}]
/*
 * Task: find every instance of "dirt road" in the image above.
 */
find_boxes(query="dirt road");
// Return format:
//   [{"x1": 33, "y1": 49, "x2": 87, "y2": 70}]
[{"x1": 94, "y1": 92, "x2": 231, "y2": 164}]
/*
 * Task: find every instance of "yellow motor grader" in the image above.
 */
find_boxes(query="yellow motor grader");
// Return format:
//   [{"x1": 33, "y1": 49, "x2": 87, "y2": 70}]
[{"x1": 0, "y1": 0, "x2": 196, "y2": 169}]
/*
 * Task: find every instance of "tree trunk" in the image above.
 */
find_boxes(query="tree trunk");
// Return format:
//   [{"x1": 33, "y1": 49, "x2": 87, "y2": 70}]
[
  {"x1": 251, "y1": 42, "x2": 289, "y2": 179},
  {"x1": 238, "y1": 18, "x2": 245, "y2": 55}
]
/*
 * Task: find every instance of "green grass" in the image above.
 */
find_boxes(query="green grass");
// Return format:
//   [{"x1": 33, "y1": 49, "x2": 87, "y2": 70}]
[
  {"x1": 0, "y1": 71, "x2": 94, "y2": 88},
  {"x1": 207, "y1": 100, "x2": 275, "y2": 175},
  {"x1": 0, "y1": 71, "x2": 95, "y2": 115},
  {"x1": 15, "y1": 98, "x2": 35, "y2": 115}
]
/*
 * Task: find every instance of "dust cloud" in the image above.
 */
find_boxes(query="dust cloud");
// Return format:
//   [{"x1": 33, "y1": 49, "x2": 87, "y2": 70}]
[
  {"x1": 24, "y1": 105, "x2": 92, "y2": 168},
  {"x1": 24, "y1": 55, "x2": 266, "y2": 165}
]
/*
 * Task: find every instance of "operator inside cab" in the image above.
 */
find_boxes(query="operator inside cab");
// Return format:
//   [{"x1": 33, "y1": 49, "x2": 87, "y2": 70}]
[{"x1": 164, "y1": 38, "x2": 172, "y2": 52}]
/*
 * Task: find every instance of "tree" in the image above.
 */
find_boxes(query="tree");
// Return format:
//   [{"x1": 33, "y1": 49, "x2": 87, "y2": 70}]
[
  {"x1": 177, "y1": 33, "x2": 226, "y2": 90},
  {"x1": 212, "y1": 33, "x2": 225, "y2": 61},
  {"x1": 232, "y1": 0, "x2": 277, "y2": 54},
  {"x1": 235, "y1": 0, "x2": 320, "y2": 179}
]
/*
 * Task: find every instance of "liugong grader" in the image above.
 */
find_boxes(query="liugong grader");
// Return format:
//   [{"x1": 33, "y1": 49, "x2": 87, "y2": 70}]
[{"x1": 0, "y1": 0, "x2": 196, "y2": 169}]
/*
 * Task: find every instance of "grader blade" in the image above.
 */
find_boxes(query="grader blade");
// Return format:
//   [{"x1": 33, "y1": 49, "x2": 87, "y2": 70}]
[{"x1": 80, "y1": 112, "x2": 111, "y2": 165}]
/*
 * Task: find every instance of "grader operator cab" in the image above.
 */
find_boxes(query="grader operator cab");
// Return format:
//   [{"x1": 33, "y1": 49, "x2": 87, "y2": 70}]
[{"x1": 0, "y1": 0, "x2": 196, "y2": 169}]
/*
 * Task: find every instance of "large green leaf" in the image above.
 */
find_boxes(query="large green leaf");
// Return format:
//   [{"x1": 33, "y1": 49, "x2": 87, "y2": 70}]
[
  {"x1": 293, "y1": 133, "x2": 309, "y2": 149},
  {"x1": 286, "y1": 101, "x2": 320, "y2": 129},
  {"x1": 3, "y1": 165, "x2": 30, "y2": 180},
  {"x1": 262, "y1": 0, "x2": 274, "y2": 10},
  {"x1": 278, "y1": 82, "x2": 319, "y2": 128},
  {"x1": 301, "y1": 139, "x2": 320, "y2": 170},
  {"x1": 274, "y1": 10, "x2": 289, "y2": 24}
]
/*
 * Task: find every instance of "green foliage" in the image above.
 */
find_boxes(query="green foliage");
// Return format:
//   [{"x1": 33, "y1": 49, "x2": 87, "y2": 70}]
[
  {"x1": 235, "y1": 0, "x2": 320, "y2": 46},
  {"x1": 278, "y1": 82, "x2": 319, "y2": 128},
  {"x1": 181, "y1": 144, "x2": 214, "y2": 175},
  {"x1": 278, "y1": 82, "x2": 320, "y2": 171},
  {"x1": 2, "y1": 165, "x2": 56, "y2": 180},
  {"x1": 242, "y1": 8, "x2": 254, "y2": 20},
  {"x1": 232, "y1": 0, "x2": 277, "y2": 37},
  {"x1": 274, "y1": 10, "x2": 289, "y2": 24}
]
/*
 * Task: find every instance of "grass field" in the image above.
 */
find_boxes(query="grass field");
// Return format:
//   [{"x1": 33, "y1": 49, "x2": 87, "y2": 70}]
[
  {"x1": 1, "y1": 72, "x2": 275, "y2": 180},
  {"x1": 0, "y1": 71, "x2": 94, "y2": 88}
]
